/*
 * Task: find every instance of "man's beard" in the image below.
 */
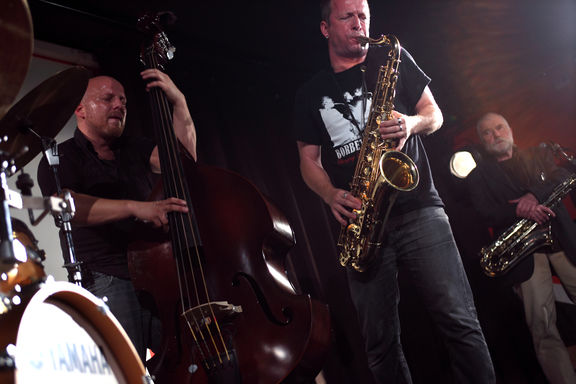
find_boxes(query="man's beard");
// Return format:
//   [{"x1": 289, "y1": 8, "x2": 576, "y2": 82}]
[{"x1": 487, "y1": 139, "x2": 513, "y2": 157}]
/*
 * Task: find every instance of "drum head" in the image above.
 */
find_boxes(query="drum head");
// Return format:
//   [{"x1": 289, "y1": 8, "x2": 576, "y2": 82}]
[{"x1": 12, "y1": 281, "x2": 146, "y2": 383}]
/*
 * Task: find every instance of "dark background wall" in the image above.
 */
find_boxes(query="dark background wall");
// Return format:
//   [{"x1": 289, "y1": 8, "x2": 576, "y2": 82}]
[{"x1": 12, "y1": 0, "x2": 576, "y2": 382}]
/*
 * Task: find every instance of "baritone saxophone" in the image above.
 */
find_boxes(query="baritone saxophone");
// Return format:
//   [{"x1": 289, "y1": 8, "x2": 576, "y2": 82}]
[
  {"x1": 337, "y1": 35, "x2": 419, "y2": 272},
  {"x1": 480, "y1": 173, "x2": 576, "y2": 277}
]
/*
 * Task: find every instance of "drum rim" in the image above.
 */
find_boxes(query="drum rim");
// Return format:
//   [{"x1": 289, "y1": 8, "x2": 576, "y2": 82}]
[{"x1": 15, "y1": 281, "x2": 146, "y2": 383}]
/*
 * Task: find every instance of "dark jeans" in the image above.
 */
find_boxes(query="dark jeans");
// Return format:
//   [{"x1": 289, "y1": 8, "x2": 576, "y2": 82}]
[
  {"x1": 83, "y1": 271, "x2": 161, "y2": 362},
  {"x1": 347, "y1": 207, "x2": 495, "y2": 384}
]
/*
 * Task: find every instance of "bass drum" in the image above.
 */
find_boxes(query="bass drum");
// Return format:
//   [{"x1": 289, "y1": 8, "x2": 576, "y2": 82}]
[{"x1": 0, "y1": 281, "x2": 147, "y2": 384}]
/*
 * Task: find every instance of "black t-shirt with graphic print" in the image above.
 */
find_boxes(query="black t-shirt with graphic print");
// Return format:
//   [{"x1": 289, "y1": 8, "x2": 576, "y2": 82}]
[{"x1": 294, "y1": 46, "x2": 443, "y2": 217}]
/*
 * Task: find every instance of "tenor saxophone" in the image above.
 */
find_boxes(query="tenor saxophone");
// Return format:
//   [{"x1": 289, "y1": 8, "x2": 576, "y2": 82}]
[
  {"x1": 480, "y1": 173, "x2": 576, "y2": 277},
  {"x1": 337, "y1": 35, "x2": 419, "y2": 272}
]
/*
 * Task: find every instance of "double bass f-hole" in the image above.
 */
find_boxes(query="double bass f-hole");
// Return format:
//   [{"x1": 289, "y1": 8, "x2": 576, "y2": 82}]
[{"x1": 232, "y1": 272, "x2": 292, "y2": 326}]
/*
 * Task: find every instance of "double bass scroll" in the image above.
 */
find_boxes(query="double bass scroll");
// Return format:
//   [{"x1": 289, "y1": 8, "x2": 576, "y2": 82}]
[{"x1": 128, "y1": 12, "x2": 330, "y2": 384}]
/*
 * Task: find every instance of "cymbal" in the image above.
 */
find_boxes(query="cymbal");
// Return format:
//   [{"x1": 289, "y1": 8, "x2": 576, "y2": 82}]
[
  {"x1": 0, "y1": 0, "x2": 33, "y2": 119},
  {"x1": 0, "y1": 66, "x2": 90, "y2": 172}
]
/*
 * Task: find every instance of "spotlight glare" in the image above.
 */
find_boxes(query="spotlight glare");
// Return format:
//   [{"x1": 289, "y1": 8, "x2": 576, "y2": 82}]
[{"x1": 450, "y1": 151, "x2": 477, "y2": 179}]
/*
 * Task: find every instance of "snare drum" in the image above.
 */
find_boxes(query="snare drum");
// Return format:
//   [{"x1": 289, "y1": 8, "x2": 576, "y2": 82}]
[{"x1": 0, "y1": 281, "x2": 147, "y2": 384}]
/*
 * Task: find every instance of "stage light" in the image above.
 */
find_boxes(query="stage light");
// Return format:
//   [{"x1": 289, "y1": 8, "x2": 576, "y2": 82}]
[{"x1": 449, "y1": 151, "x2": 477, "y2": 179}]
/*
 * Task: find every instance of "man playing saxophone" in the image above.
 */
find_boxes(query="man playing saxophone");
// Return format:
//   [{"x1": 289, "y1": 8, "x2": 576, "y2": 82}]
[
  {"x1": 292, "y1": 0, "x2": 495, "y2": 382},
  {"x1": 468, "y1": 112, "x2": 576, "y2": 384}
]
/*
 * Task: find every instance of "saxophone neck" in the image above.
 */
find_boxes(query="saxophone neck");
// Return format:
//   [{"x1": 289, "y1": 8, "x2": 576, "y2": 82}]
[{"x1": 356, "y1": 34, "x2": 400, "y2": 49}]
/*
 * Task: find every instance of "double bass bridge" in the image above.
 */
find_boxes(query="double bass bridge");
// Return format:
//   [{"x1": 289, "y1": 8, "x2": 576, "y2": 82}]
[
  {"x1": 182, "y1": 302, "x2": 243, "y2": 372},
  {"x1": 182, "y1": 301, "x2": 243, "y2": 332}
]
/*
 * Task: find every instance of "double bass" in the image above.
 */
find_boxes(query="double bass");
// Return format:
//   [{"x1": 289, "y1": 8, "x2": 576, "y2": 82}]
[{"x1": 128, "y1": 14, "x2": 330, "y2": 383}]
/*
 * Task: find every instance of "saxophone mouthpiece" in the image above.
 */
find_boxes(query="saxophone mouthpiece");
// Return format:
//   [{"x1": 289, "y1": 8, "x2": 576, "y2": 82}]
[{"x1": 356, "y1": 36, "x2": 370, "y2": 46}]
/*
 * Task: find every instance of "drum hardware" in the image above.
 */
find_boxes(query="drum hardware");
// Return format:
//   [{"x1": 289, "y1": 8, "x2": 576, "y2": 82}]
[
  {"x1": 0, "y1": 180, "x2": 62, "y2": 314},
  {"x1": 39, "y1": 137, "x2": 83, "y2": 285},
  {"x1": 7, "y1": 167, "x2": 81, "y2": 285},
  {"x1": 0, "y1": 346, "x2": 15, "y2": 371},
  {"x1": 0, "y1": 163, "x2": 17, "y2": 268},
  {"x1": 3, "y1": 180, "x2": 74, "y2": 220},
  {"x1": 0, "y1": 66, "x2": 90, "y2": 173},
  {"x1": 0, "y1": 9, "x2": 149, "y2": 383},
  {"x1": 0, "y1": 66, "x2": 90, "y2": 286}
]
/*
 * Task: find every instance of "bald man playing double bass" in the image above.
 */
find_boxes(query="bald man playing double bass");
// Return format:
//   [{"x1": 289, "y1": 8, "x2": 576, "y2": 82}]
[{"x1": 37, "y1": 69, "x2": 196, "y2": 361}]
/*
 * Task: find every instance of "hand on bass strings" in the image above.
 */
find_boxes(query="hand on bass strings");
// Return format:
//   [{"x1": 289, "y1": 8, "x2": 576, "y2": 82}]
[
  {"x1": 509, "y1": 192, "x2": 555, "y2": 225},
  {"x1": 140, "y1": 68, "x2": 186, "y2": 107},
  {"x1": 67, "y1": 191, "x2": 188, "y2": 228},
  {"x1": 141, "y1": 68, "x2": 197, "y2": 162},
  {"x1": 131, "y1": 197, "x2": 189, "y2": 228}
]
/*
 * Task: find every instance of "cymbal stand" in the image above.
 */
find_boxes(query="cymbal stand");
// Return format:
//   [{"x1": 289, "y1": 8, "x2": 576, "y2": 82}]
[
  {"x1": 16, "y1": 118, "x2": 83, "y2": 285},
  {"x1": 40, "y1": 136, "x2": 83, "y2": 286},
  {"x1": 0, "y1": 159, "x2": 16, "y2": 269},
  {"x1": 15, "y1": 171, "x2": 35, "y2": 224}
]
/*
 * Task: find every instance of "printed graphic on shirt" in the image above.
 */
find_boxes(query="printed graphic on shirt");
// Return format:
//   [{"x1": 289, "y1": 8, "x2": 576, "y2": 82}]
[{"x1": 319, "y1": 87, "x2": 372, "y2": 164}]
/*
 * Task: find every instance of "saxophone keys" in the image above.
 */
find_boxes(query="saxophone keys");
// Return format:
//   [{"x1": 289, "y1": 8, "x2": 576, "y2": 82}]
[{"x1": 347, "y1": 224, "x2": 360, "y2": 236}]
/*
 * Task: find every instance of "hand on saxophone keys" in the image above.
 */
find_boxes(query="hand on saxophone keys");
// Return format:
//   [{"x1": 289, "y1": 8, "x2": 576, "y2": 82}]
[
  {"x1": 509, "y1": 192, "x2": 556, "y2": 225},
  {"x1": 328, "y1": 188, "x2": 362, "y2": 226},
  {"x1": 378, "y1": 112, "x2": 410, "y2": 151}
]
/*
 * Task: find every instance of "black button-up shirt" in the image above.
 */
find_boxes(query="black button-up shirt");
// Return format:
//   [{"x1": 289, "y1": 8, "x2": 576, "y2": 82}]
[{"x1": 37, "y1": 128, "x2": 156, "y2": 278}]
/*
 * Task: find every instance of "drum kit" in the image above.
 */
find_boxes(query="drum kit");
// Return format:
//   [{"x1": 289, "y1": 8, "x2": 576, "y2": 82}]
[{"x1": 0, "y1": 1, "x2": 149, "y2": 383}]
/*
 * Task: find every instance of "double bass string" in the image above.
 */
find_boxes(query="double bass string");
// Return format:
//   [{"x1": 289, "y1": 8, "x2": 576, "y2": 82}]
[
  {"x1": 153, "y1": 84, "x2": 230, "y2": 364},
  {"x1": 147, "y1": 77, "x2": 214, "y2": 361},
  {"x1": 146, "y1": 53, "x2": 191, "y2": 312},
  {"x1": 146, "y1": 52, "x2": 231, "y2": 364}
]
